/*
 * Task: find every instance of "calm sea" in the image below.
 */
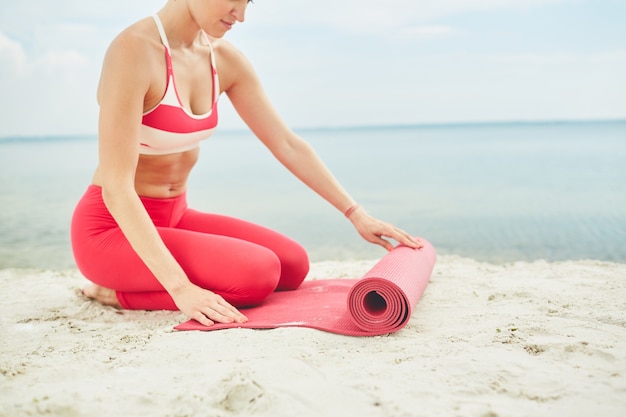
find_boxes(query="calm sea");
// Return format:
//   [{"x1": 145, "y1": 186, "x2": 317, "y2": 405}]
[{"x1": 1, "y1": 121, "x2": 625, "y2": 269}]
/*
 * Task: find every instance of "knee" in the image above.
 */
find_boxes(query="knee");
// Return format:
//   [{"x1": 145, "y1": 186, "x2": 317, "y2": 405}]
[
  {"x1": 229, "y1": 248, "x2": 282, "y2": 307},
  {"x1": 276, "y1": 242, "x2": 310, "y2": 291}
]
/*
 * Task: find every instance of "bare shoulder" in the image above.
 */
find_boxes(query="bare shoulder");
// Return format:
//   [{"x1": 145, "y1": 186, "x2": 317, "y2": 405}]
[
  {"x1": 211, "y1": 38, "x2": 257, "y2": 92},
  {"x1": 104, "y1": 18, "x2": 162, "y2": 67},
  {"x1": 98, "y1": 18, "x2": 163, "y2": 101}
]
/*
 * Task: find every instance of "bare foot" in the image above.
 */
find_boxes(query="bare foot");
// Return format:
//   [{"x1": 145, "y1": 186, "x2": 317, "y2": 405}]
[{"x1": 82, "y1": 284, "x2": 121, "y2": 308}]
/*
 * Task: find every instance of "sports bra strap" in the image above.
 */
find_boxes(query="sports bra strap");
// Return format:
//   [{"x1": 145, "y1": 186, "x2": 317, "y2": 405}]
[{"x1": 152, "y1": 14, "x2": 171, "y2": 50}]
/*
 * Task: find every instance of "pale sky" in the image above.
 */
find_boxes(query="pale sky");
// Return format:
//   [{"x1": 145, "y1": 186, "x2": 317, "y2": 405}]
[{"x1": 1, "y1": 0, "x2": 625, "y2": 137}]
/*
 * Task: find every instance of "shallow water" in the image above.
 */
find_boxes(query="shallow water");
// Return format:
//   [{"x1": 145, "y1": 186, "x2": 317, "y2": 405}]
[{"x1": 1, "y1": 121, "x2": 625, "y2": 269}]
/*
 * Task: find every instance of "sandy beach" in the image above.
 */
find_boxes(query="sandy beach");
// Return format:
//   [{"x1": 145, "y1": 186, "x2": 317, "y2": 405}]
[{"x1": 1, "y1": 256, "x2": 625, "y2": 417}]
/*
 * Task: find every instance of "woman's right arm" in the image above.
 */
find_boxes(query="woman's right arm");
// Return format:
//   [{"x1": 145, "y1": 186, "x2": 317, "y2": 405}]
[{"x1": 95, "y1": 31, "x2": 246, "y2": 326}]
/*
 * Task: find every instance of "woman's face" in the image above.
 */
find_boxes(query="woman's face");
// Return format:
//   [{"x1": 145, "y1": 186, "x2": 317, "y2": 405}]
[{"x1": 191, "y1": 0, "x2": 250, "y2": 38}]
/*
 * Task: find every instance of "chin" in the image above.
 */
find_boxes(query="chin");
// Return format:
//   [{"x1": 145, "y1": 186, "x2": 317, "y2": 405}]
[{"x1": 206, "y1": 30, "x2": 227, "y2": 39}]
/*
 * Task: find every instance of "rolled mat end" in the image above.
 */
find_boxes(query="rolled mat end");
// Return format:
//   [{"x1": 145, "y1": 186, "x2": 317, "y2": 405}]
[{"x1": 347, "y1": 238, "x2": 436, "y2": 333}]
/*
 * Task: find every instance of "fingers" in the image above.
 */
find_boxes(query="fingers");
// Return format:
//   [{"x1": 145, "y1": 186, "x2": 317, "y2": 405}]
[
  {"x1": 217, "y1": 301, "x2": 248, "y2": 323},
  {"x1": 391, "y1": 228, "x2": 423, "y2": 249},
  {"x1": 353, "y1": 210, "x2": 423, "y2": 250},
  {"x1": 194, "y1": 305, "x2": 248, "y2": 326},
  {"x1": 182, "y1": 288, "x2": 248, "y2": 326},
  {"x1": 193, "y1": 312, "x2": 215, "y2": 327},
  {"x1": 201, "y1": 299, "x2": 248, "y2": 325},
  {"x1": 369, "y1": 224, "x2": 423, "y2": 251},
  {"x1": 370, "y1": 233, "x2": 394, "y2": 251}
]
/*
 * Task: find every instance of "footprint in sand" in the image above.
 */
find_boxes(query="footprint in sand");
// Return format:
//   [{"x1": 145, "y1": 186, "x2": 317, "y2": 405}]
[{"x1": 218, "y1": 372, "x2": 267, "y2": 414}]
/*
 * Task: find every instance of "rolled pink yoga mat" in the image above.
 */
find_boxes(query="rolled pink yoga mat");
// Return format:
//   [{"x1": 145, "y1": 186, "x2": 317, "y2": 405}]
[{"x1": 175, "y1": 238, "x2": 436, "y2": 336}]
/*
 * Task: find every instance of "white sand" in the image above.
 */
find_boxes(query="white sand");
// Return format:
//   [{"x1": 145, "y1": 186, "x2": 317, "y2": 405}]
[{"x1": 1, "y1": 256, "x2": 625, "y2": 417}]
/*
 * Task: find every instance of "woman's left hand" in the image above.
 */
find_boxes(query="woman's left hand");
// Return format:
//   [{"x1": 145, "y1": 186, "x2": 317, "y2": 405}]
[{"x1": 347, "y1": 206, "x2": 423, "y2": 251}]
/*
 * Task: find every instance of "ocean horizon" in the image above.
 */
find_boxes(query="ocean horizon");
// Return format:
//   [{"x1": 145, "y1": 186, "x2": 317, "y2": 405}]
[
  {"x1": 1, "y1": 119, "x2": 625, "y2": 269},
  {"x1": 2, "y1": 118, "x2": 625, "y2": 142}
]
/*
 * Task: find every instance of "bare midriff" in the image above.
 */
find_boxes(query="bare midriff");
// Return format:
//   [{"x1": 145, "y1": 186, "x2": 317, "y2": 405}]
[{"x1": 91, "y1": 148, "x2": 200, "y2": 198}]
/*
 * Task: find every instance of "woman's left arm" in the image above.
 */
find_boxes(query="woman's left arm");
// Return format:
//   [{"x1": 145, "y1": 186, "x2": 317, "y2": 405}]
[{"x1": 220, "y1": 44, "x2": 421, "y2": 251}]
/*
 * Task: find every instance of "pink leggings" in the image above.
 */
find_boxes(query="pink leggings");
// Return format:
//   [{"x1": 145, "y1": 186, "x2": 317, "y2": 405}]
[{"x1": 71, "y1": 185, "x2": 309, "y2": 310}]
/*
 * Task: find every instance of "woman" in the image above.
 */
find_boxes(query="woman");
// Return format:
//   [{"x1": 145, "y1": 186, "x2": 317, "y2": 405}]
[{"x1": 71, "y1": 0, "x2": 421, "y2": 327}]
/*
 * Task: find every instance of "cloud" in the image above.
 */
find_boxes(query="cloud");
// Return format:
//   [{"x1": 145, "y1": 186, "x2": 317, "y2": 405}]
[
  {"x1": 399, "y1": 25, "x2": 459, "y2": 41},
  {"x1": 590, "y1": 48, "x2": 626, "y2": 65},
  {"x1": 0, "y1": 28, "x2": 99, "y2": 137},
  {"x1": 0, "y1": 28, "x2": 91, "y2": 78},
  {"x1": 0, "y1": 32, "x2": 26, "y2": 74},
  {"x1": 491, "y1": 48, "x2": 626, "y2": 69},
  {"x1": 245, "y1": 0, "x2": 571, "y2": 34},
  {"x1": 36, "y1": 50, "x2": 90, "y2": 77},
  {"x1": 0, "y1": 1, "x2": 156, "y2": 24}
]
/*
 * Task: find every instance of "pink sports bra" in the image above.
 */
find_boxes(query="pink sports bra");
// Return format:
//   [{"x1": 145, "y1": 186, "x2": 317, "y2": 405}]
[{"x1": 140, "y1": 14, "x2": 220, "y2": 155}]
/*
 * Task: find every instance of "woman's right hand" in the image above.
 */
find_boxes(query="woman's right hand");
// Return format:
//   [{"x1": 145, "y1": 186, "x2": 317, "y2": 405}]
[{"x1": 171, "y1": 282, "x2": 248, "y2": 327}]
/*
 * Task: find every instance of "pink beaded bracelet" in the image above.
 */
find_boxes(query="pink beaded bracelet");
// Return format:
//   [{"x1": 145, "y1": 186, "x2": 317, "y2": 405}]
[{"x1": 344, "y1": 203, "x2": 360, "y2": 218}]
